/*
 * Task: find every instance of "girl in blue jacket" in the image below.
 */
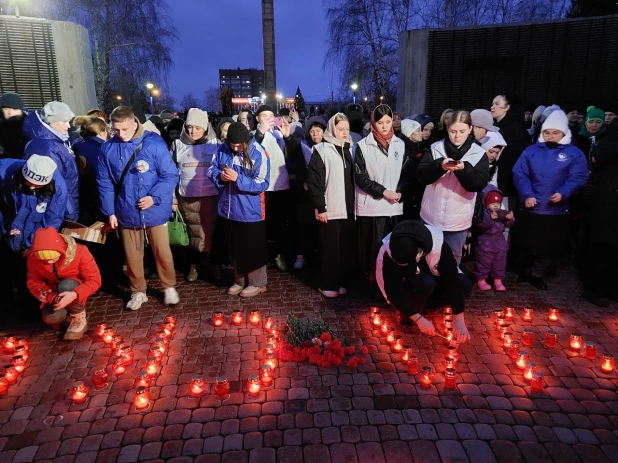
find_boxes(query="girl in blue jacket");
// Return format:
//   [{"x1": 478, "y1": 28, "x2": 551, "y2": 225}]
[
  {"x1": 513, "y1": 110, "x2": 588, "y2": 289},
  {"x1": 208, "y1": 122, "x2": 270, "y2": 298}
]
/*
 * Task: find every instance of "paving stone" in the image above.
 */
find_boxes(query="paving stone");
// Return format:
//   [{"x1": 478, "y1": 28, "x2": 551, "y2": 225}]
[{"x1": 436, "y1": 440, "x2": 470, "y2": 463}]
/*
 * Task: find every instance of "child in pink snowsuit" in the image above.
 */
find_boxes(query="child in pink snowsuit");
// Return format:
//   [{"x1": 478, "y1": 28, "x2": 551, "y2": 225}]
[{"x1": 475, "y1": 188, "x2": 515, "y2": 291}]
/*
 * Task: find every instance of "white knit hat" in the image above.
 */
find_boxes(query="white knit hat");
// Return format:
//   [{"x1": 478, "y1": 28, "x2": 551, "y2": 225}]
[
  {"x1": 540, "y1": 110, "x2": 571, "y2": 144},
  {"x1": 41, "y1": 102, "x2": 74, "y2": 124},
  {"x1": 540, "y1": 104, "x2": 561, "y2": 124},
  {"x1": 400, "y1": 119, "x2": 421, "y2": 138},
  {"x1": 22, "y1": 155, "x2": 57, "y2": 186},
  {"x1": 185, "y1": 108, "x2": 209, "y2": 130}
]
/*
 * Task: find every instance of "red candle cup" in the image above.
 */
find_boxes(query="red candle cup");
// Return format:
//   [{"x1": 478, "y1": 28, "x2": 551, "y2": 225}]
[
  {"x1": 530, "y1": 372, "x2": 544, "y2": 393},
  {"x1": 148, "y1": 347, "x2": 164, "y2": 363},
  {"x1": 444, "y1": 313, "x2": 453, "y2": 328},
  {"x1": 401, "y1": 346, "x2": 412, "y2": 363},
  {"x1": 494, "y1": 310, "x2": 505, "y2": 322},
  {"x1": 371, "y1": 311, "x2": 382, "y2": 326},
  {"x1": 155, "y1": 333, "x2": 169, "y2": 346},
  {"x1": 15, "y1": 338, "x2": 28, "y2": 351},
  {"x1": 0, "y1": 375, "x2": 8, "y2": 396},
  {"x1": 113, "y1": 341, "x2": 126, "y2": 358},
  {"x1": 213, "y1": 311, "x2": 224, "y2": 327},
  {"x1": 443, "y1": 306, "x2": 453, "y2": 316},
  {"x1": 215, "y1": 376, "x2": 231, "y2": 400},
  {"x1": 545, "y1": 331, "x2": 557, "y2": 348},
  {"x1": 112, "y1": 357, "x2": 126, "y2": 376},
  {"x1": 569, "y1": 334, "x2": 582, "y2": 352},
  {"x1": 370, "y1": 307, "x2": 380, "y2": 317},
  {"x1": 92, "y1": 369, "x2": 108, "y2": 389},
  {"x1": 14, "y1": 346, "x2": 28, "y2": 362},
  {"x1": 444, "y1": 367, "x2": 457, "y2": 389},
  {"x1": 111, "y1": 335, "x2": 124, "y2": 350},
  {"x1": 260, "y1": 364, "x2": 274, "y2": 388},
  {"x1": 96, "y1": 323, "x2": 108, "y2": 338},
  {"x1": 601, "y1": 354, "x2": 615, "y2": 373},
  {"x1": 190, "y1": 375, "x2": 206, "y2": 397},
  {"x1": 584, "y1": 341, "x2": 597, "y2": 360},
  {"x1": 496, "y1": 316, "x2": 506, "y2": 329},
  {"x1": 249, "y1": 310, "x2": 261, "y2": 326},
  {"x1": 522, "y1": 329, "x2": 534, "y2": 347},
  {"x1": 503, "y1": 332, "x2": 513, "y2": 349},
  {"x1": 162, "y1": 323, "x2": 174, "y2": 338},
  {"x1": 407, "y1": 355, "x2": 419, "y2": 375},
  {"x1": 263, "y1": 316, "x2": 275, "y2": 330},
  {"x1": 246, "y1": 374, "x2": 260, "y2": 397},
  {"x1": 146, "y1": 357, "x2": 159, "y2": 377},
  {"x1": 515, "y1": 351, "x2": 528, "y2": 369},
  {"x1": 509, "y1": 341, "x2": 521, "y2": 359},
  {"x1": 523, "y1": 308, "x2": 533, "y2": 322},
  {"x1": 386, "y1": 330, "x2": 396, "y2": 344},
  {"x1": 11, "y1": 355, "x2": 25, "y2": 374},
  {"x1": 445, "y1": 328, "x2": 454, "y2": 342},
  {"x1": 380, "y1": 321, "x2": 391, "y2": 335},
  {"x1": 419, "y1": 366, "x2": 434, "y2": 389},
  {"x1": 445, "y1": 345, "x2": 459, "y2": 362},
  {"x1": 265, "y1": 334, "x2": 277, "y2": 349},
  {"x1": 3, "y1": 365, "x2": 17, "y2": 385},
  {"x1": 392, "y1": 335, "x2": 403, "y2": 352},
  {"x1": 263, "y1": 353, "x2": 277, "y2": 369},
  {"x1": 548, "y1": 308, "x2": 559, "y2": 322},
  {"x1": 231, "y1": 311, "x2": 244, "y2": 326},
  {"x1": 445, "y1": 356, "x2": 457, "y2": 370},
  {"x1": 153, "y1": 338, "x2": 167, "y2": 354},
  {"x1": 120, "y1": 346, "x2": 135, "y2": 367},
  {"x1": 505, "y1": 307, "x2": 515, "y2": 320},
  {"x1": 134, "y1": 386, "x2": 151, "y2": 410},
  {"x1": 499, "y1": 325, "x2": 510, "y2": 340},
  {"x1": 164, "y1": 315, "x2": 177, "y2": 327},
  {"x1": 70, "y1": 381, "x2": 89, "y2": 404},
  {"x1": 263, "y1": 344, "x2": 275, "y2": 356},
  {"x1": 102, "y1": 329, "x2": 114, "y2": 344},
  {"x1": 135, "y1": 371, "x2": 152, "y2": 389},
  {"x1": 2, "y1": 336, "x2": 16, "y2": 353},
  {"x1": 524, "y1": 362, "x2": 536, "y2": 382}
]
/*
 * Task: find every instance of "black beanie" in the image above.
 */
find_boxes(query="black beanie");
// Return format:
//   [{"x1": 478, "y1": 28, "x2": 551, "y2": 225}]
[
  {"x1": 389, "y1": 220, "x2": 433, "y2": 265},
  {"x1": 255, "y1": 105, "x2": 274, "y2": 117},
  {"x1": 0, "y1": 92, "x2": 24, "y2": 110},
  {"x1": 227, "y1": 122, "x2": 251, "y2": 143}
]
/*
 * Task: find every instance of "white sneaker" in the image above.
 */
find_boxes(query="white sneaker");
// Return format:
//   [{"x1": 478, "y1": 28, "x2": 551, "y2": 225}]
[
  {"x1": 227, "y1": 284, "x2": 245, "y2": 296},
  {"x1": 293, "y1": 256, "x2": 306, "y2": 270},
  {"x1": 319, "y1": 288, "x2": 339, "y2": 298},
  {"x1": 64, "y1": 311, "x2": 87, "y2": 340},
  {"x1": 338, "y1": 287, "x2": 347, "y2": 296},
  {"x1": 127, "y1": 292, "x2": 148, "y2": 311},
  {"x1": 164, "y1": 287, "x2": 180, "y2": 305},
  {"x1": 275, "y1": 254, "x2": 288, "y2": 272},
  {"x1": 239, "y1": 286, "x2": 267, "y2": 298}
]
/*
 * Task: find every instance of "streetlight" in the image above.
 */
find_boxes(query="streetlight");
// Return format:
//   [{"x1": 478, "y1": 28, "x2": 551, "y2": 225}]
[
  {"x1": 115, "y1": 95, "x2": 123, "y2": 103},
  {"x1": 351, "y1": 83, "x2": 358, "y2": 104},
  {"x1": 146, "y1": 82, "x2": 155, "y2": 114},
  {"x1": 276, "y1": 93, "x2": 283, "y2": 111}
]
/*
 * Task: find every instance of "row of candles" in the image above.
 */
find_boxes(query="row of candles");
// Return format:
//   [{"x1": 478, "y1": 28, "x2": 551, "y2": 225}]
[
  {"x1": 0, "y1": 337, "x2": 30, "y2": 396},
  {"x1": 369, "y1": 307, "x2": 457, "y2": 389}
]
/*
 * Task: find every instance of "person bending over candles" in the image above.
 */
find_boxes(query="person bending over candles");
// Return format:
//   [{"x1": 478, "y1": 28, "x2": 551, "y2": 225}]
[{"x1": 375, "y1": 220, "x2": 470, "y2": 342}]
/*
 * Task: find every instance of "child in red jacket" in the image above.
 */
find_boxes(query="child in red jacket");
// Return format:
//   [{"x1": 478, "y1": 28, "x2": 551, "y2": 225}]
[{"x1": 27, "y1": 227, "x2": 101, "y2": 340}]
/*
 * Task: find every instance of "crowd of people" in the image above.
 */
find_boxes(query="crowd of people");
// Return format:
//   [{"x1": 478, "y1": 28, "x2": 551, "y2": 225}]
[{"x1": 0, "y1": 89, "x2": 616, "y2": 342}]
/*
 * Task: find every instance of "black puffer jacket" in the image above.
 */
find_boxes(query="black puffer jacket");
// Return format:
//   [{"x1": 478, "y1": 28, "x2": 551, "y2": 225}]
[
  {"x1": 590, "y1": 120, "x2": 618, "y2": 245},
  {"x1": 495, "y1": 112, "x2": 530, "y2": 196},
  {"x1": 0, "y1": 113, "x2": 27, "y2": 159}
]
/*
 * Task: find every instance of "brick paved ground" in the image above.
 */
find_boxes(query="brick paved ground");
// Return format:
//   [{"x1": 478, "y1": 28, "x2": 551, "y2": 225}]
[{"x1": 0, "y1": 266, "x2": 617, "y2": 463}]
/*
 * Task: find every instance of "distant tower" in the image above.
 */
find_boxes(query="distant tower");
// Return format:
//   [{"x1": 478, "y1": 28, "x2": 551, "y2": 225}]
[{"x1": 261, "y1": 0, "x2": 276, "y2": 100}]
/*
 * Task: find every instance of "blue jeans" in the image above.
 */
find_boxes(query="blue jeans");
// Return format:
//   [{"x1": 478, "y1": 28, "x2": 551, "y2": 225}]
[{"x1": 443, "y1": 230, "x2": 468, "y2": 266}]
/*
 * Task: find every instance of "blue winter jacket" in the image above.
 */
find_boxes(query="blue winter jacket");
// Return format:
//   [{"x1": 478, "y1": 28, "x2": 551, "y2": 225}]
[
  {"x1": 73, "y1": 136, "x2": 104, "y2": 178},
  {"x1": 22, "y1": 111, "x2": 79, "y2": 221},
  {"x1": 208, "y1": 140, "x2": 270, "y2": 222},
  {"x1": 97, "y1": 126, "x2": 179, "y2": 228},
  {"x1": 512, "y1": 141, "x2": 588, "y2": 215},
  {"x1": 0, "y1": 159, "x2": 68, "y2": 252}
]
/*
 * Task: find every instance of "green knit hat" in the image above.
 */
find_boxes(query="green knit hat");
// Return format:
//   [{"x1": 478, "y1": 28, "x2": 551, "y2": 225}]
[{"x1": 585, "y1": 106, "x2": 605, "y2": 123}]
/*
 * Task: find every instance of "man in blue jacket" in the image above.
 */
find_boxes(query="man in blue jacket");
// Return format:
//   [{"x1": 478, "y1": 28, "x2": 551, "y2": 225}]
[
  {"x1": 97, "y1": 106, "x2": 180, "y2": 310},
  {"x1": 23, "y1": 102, "x2": 79, "y2": 221}
]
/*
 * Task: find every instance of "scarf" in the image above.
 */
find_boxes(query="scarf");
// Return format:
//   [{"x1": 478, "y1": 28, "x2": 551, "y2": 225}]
[
  {"x1": 323, "y1": 113, "x2": 352, "y2": 147},
  {"x1": 371, "y1": 107, "x2": 395, "y2": 150},
  {"x1": 444, "y1": 135, "x2": 475, "y2": 160}
]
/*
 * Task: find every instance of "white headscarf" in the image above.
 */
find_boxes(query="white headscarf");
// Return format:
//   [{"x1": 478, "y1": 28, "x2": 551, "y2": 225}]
[{"x1": 323, "y1": 113, "x2": 352, "y2": 147}]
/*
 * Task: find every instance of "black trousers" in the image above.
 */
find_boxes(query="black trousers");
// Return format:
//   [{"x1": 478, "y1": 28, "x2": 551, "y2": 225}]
[
  {"x1": 265, "y1": 190, "x2": 293, "y2": 258},
  {"x1": 318, "y1": 218, "x2": 355, "y2": 291}
]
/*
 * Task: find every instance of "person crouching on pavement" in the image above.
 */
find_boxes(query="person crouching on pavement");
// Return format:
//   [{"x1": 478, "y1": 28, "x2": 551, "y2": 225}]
[
  {"x1": 376, "y1": 220, "x2": 470, "y2": 343},
  {"x1": 26, "y1": 227, "x2": 101, "y2": 340}
]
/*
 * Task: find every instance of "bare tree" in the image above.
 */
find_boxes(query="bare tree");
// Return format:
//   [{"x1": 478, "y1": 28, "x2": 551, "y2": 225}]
[
  {"x1": 38, "y1": 0, "x2": 178, "y2": 112},
  {"x1": 203, "y1": 87, "x2": 222, "y2": 112},
  {"x1": 180, "y1": 93, "x2": 200, "y2": 111}
]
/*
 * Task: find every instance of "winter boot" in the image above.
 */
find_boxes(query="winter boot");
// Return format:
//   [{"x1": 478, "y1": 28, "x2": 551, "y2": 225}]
[{"x1": 64, "y1": 311, "x2": 87, "y2": 341}]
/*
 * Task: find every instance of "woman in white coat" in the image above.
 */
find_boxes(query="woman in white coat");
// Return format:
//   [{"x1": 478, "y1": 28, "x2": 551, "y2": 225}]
[{"x1": 354, "y1": 104, "x2": 406, "y2": 280}]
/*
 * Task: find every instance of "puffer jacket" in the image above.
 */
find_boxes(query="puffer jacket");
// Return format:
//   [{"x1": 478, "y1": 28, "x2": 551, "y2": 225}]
[
  {"x1": 417, "y1": 138, "x2": 489, "y2": 231},
  {"x1": 513, "y1": 139, "x2": 588, "y2": 215},
  {"x1": 26, "y1": 227, "x2": 101, "y2": 305},
  {"x1": 97, "y1": 123, "x2": 179, "y2": 228},
  {"x1": 73, "y1": 136, "x2": 105, "y2": 224},
  {"x1": 23, "y1": 111, "x2": 79, "y2": 221},
  {"x1": 0, "y1": 159, "x2": 68, "y2": 252},
  {"x1": 172, "y1": 129, "x2": 219, "y2": 198},
  {"x1": 208, "y1": 140, "x2": 270, "y2": 222}
]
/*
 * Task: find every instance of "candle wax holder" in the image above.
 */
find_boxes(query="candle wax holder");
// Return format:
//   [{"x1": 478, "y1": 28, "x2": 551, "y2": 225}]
[
  {"x1": 522, "y1": 329, "x2": 534, "y2": 347},
  {"x1": 96, "y1": 323, "x2": 108, "y2": 338},
  {"x1": 190, "y1": 375, "x2": 206, "y2": 397},
  {"x1": 584, "y1": 341, "x2": 597, "y2": 360},
  {"x1": 505, "y1": 307, "x2": 515, "y2": 320},
  {"x1": 260, "y1": 364, "x2": 274, "y2": 388},
  {"x1": 265, "y1": 335, "x2": 277, "y2": 349},
  {"x1": 509, "y1": 341, "x2": 521, "y2": 359},
  {"x1": 164, "y1": 315, "x2": 177, "y2": 327},
  {"x1": 601, "y1": 354, "x2": 615, "y2": 373},
  {"x1": 249, "y1": 310, "x2": 261, "y2": 326},
  {"x1": 386, "y1": 330, "x2": 396, "y2": 344},
  {"x1": 134, "y1": 386, "x2": 150, "y2": 410},
  {"x1": 111, "y1": 335, "x2": 124, "y2": 350},
  {"x1": 419, "y1": 366, "x2": 434, "y2": 389},
  {"x1": 70, "y1": 381, "x2": 89, "y2": 404},
  {"x1": 120, "y1": 347, "x2": 135, "y2": 367},
  {"x1": 263, "y1": 317, "x2": 275, "y2": 330},
  {"x1": 15, "y1": 338, "x2": 28, "y2": 351},
  {"x1": 231, "y1": 311, "x2": 244, "y2": 326},
  {"x1": 213, "y1": 311, "x2": 224, "y2": 327},
  {"x1": 263, "y1": 344, "x2": 275, "y2": 356},
  {"x1": 146, "y1": 357, "x2": 159, "y2": 377},
  {"x1": 530, "y1": 372, "x2": 544, "y2": 394},
  {"x1": 246, "y1": 374, "x2": 260, "y2": 397},
  {"x1": 2, "y1": 336, "x2": 16, "y2": 353},
  {"x1": 135, "y1": 371, "x2": 152, "y2": 389},
  {"x1": 548, "y1": 308, "x2": 559, "y2": 322},
  {"x1": 545, "y1": 331, "x2": 557, "y2": 348},
  {"x1": 444, "y1": 368, "x2": 457, "y2": 389},
  {"x1": 523, "y1": 308, "x2": 533, "y2": 322},
  {"x1": 0, "y1": 376, "x2": 8, "y2": 396},
  {"x1": 494, "y1": 310, "x2": 505, "y2": 321},
  {"x1": 92, "y1": 369, "x2": 108, "y2": 389},
  {"x1": 401, "y1": 346, "x2": 412, "y2": 363},
  {"x1": 445, "y1": 356, "x2": 457, "y2": 370},
  {"x1": 569, "y1": 334, "x2": 582, "y2": 352},
  {"x1": 380, "y1": 321, "x2": 391, "y2": 335},
  {"x1": 263, "y1": 353, "x2": 277, "y2": 369},
  {"x1": 113, "y1": 341, "x2": 126, "y2": 358},
  {"x1": 3, "y1": 365, "x2": 17, "y2": 385},
  {"x1": 153, "y1": 338, "x2": 167, "y2": 354},
  {"x1": 515, "y1": 351, "x2": 528, "y2": 370},
  {"x1": 407, "y1": 356, "x2": 419, "y2": 375},
  {"x1": 162, "y1": 324, "x2": 174, "y2": 338},
  {"x1": 496, "y1": 316, "x2": 506, "y2": 328},
  {"x1": 112, "y1": 357, "x2": 126, "y2": 375},
  {"x1": 445, "y1": 346, "x2": 459, "y2": 361},
  {"x1": 215, "y1": 377, "x2": 231, "y2": 400},
  {"x1": 392, "y1": 336, "x2": 403, "y2": 352},
  {"x1": 499, "y1": 325, "x2": 509, "y2": 340},
  {"x1": 11, "y1": 355, "x2": 25, "y2": 373},
  {"x1": 102, "y1": 329, "x2": 114, "y2": 344},
  {"x1": 503, "y1": 332, "x2": 513, "y2": 349},
  {"x1": 445, "y1": 328, "x2": 454, "y2": 342},
  {"x1": 443, "y1": 306, "x2": 452, "y2": 315},
  {"x1": 371, "y1": 313, "x2": 382, "y2": 326},
  {"x1": 14, "y1": 346, "x2": 28, "y2": 362},
  {"x1": 524, "y1": 362, "x2": 536, "y2": 382}
]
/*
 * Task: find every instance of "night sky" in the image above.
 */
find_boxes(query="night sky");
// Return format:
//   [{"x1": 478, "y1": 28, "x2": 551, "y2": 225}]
[{"x1": 168, "y1": 0, "x2": 335, "y2": 104}]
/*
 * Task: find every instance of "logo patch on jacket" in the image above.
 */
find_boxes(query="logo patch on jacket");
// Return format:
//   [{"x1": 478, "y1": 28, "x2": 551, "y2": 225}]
[
  {"x1": 557, "y1": 153, "x2": 567, "y2": 162},
  {"x1": 136, "y1": 160, "x2": 150, "y2": 172},
  {"x1": 36, "y1": 202, "x2": 48, "y2": 213}
]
